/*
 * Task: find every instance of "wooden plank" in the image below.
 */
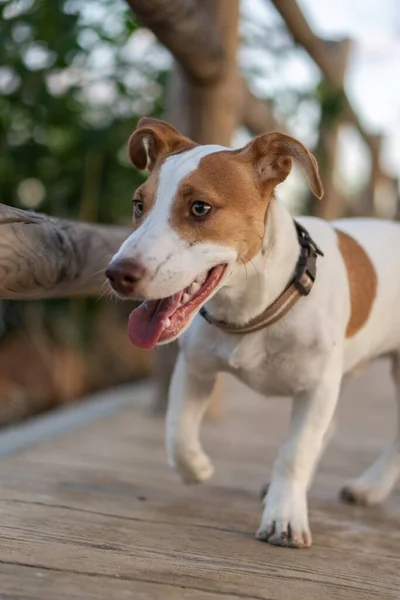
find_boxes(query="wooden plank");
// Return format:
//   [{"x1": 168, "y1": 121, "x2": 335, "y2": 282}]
[
  {"x1": 0, "y1": 381, "x2": 149, "y2": 457},
  {"x1": 0, "y1": 362, "x2": 398, "y2": 598},
  {"x1": 0, "y1": 563, "x2": 249, "y2": 600},
  {"x1": 0, "y1": 501, "x2": 398, "y2": 599}
]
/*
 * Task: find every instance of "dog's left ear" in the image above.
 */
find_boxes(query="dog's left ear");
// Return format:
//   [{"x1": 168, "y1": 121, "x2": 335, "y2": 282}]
[
  {"x1": 128, "y1": 117, "x2": 195, "y2": 172},
  {"x1": 241, "y1": 132, "x2": 323, "y2": 199}
]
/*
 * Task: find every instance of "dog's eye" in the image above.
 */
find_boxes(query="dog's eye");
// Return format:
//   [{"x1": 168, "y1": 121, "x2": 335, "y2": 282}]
[
  {"x1": 190, "y1": 201, "x2": 212, "y2": 219},
  {"x1": 132, "y1": 200, "x2": 144, "y2": 218}
]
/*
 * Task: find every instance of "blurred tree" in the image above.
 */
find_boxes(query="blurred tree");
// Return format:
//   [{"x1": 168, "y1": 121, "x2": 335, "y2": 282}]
[
  {"x1": 0, "y1": 0, "x2": 344, "y2": 422},
  {"x1": 0, "y1": 0, "x2": 170, "y2": 222},
  {"x1": 0, "y1": 0, "x2": 170, "y2": 419}
]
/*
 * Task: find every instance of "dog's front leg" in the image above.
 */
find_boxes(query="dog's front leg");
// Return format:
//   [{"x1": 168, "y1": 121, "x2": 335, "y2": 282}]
[
  {"x1": 257, "y1": 348, "x2": 343, "y2": 548},
  {"x1": 166, "y1": 351, "x2": 217, "y2": 484}
]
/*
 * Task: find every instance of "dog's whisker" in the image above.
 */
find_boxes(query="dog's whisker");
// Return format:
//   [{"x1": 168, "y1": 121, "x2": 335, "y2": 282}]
[
  {"x1": 240, "y1": 254, "x2": 261, "y2": 288},
  {"x1": 238, "y1": 256, "x2": 249, "y2": 281},
  {"x1": 97, "y1": 281, "x2": 113, "y2": 302},
  {"x1": 92, "y1": 267, "x2": 107, "y2": 278}
]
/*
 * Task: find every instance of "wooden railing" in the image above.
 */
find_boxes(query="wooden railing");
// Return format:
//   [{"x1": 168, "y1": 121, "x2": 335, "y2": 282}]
[{"x1": 1, "y1": 0, "x2": 396, "y2": 415}]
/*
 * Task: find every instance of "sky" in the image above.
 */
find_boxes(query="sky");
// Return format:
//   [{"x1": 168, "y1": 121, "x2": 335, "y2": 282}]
[
  {"x1": 71, "y1": 0, "x2": 400, "y2": 186},
  {"x1": 239, "y1": 0, "x2": 400, "y2": 210},
  {"x1": 6, "y1": 0, "x2": 398, "y2": 211},
  {"x1": 300, "y1": 0, "x2": 400, "y2": 176}
]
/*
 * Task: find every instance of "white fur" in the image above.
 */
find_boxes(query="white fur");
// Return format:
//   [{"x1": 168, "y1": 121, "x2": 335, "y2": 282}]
[
  {"x1": 112, "y1": 142, "x2": 400, "y2": 547},
  {"x1": 111, "y1": 145, "x2": 236, "y2": 301},
  {"x1": 165, "y1": 198, "x2": 400, "y2": 548}
]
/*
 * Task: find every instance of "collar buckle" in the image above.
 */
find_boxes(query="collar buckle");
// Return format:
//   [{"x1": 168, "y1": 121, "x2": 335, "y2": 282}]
[
  {"x1": 293, "y1": 221, "x2": 323, "y2": 296},
  {"x1": 295, "y1": 221, "x2": 324, "y2": 256},
  {"x1": 294, "y1": 251, "x2": 317, "y2": 296}
]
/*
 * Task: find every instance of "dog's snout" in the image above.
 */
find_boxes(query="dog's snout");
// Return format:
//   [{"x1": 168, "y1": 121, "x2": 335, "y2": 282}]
[{"x1": 106, "y1": 259, "x2": 146, "y2": 295}]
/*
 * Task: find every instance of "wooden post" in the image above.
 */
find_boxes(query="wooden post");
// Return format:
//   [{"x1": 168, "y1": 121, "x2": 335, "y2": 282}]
[
  {"x1": 0, "y1": 204, "x2": 131, "y2": 299},
  {"x1": 363, "y1": 134, "x2": 383, "y2": 216},
  {"x1": 310, "y1": 39, "x2": 351, "y2": 219},
  {"x1": 153, "y1": 0, "x2": 240, "y2": 416},
  {"x1": 363, "y1": 137, "x2": 398, "y2": 218},
  {"x1": 269, "y1": 0, "x2": 384, "y2": 175},
  {"x1": 125, "y1": 0, "x2": 280, "y2": 137}
]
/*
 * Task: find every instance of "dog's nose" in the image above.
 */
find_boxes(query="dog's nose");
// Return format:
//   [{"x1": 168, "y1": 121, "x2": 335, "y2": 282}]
[{"x1": 105, "y1": 259, "x2": 146, "y2": 295}]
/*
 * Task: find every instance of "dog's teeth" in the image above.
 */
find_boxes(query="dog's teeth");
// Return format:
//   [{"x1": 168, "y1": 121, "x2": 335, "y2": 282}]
[
  {"x1": 190, "y1": 282, "x2": 200, "y2": 294},
  {"x1": 164, "y1": 318, "x2": 171, "y2": 328},
  {"x1": 196, "y1": 272, "x2": 207, "y2": 285},
  {"x1": 182, "y1": 293, "x2": 190, "y2": 304}
]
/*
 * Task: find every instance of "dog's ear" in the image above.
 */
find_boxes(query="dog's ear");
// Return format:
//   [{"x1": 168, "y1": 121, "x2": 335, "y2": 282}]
[
  {"x1": 128, "y1": 118, "x2": 195, "y2": 172},
  {"x1": 241, "y1": 132, "x2": 323, "y2": 199}
]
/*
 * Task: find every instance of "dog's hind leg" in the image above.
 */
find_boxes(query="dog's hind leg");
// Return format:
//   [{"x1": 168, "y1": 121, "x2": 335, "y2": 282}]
[
  {"x1": 166, "y1": 351, "x2": 217, "y2": 484},
  {"x1": 340, "y1": 354, "x2": 400, "y2": 506}
]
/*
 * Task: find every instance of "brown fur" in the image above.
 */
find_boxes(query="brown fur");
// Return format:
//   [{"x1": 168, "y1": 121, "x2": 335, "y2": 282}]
[
  {"x1": 242, "y1": 133, "x2": 323, "y2": 199},
  {"x1": 132, "y1": 172, "x2": 159, "y2": 227},
  {"x1": 170, "y1": 150, "x2": 272, "y2": 262},
  {"x1": 127, "y1": 118, "x2": 323, "y2": 261},
  {"x1": 336, "y1": 230, "x2": 377, "y2": 338},
  {"x1": 128, "y1": 118, "x2": 196, "y2": 171}
]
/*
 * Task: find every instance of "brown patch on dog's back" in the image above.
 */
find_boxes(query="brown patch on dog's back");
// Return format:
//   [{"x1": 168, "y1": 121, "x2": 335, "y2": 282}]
[{"x1": 336, "y1": 229, "x2": 377, "y2": 337}]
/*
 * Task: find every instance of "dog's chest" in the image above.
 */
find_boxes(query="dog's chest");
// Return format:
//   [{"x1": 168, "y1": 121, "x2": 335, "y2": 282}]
[{"x1": 213, "y1": 329, "x2": 325, "y2": 396}]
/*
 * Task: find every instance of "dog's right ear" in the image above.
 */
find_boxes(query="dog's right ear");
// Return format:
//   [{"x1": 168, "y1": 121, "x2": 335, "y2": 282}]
[
  {"x1": 240, "y1": 132, "x2": 323, "y2": 199},
  {"x1": 128, "y1": 118, "x2": 195, "y2": 172}
]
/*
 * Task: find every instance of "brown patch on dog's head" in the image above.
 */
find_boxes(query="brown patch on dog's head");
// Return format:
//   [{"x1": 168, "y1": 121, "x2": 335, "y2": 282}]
[
  {"x1": 171, "y1": 150, "x2": 266, "y2": 261},
  {"x1": 170, "y1": 132, "x2": 323, "y2": 262},
  {"x1": 128, "y1": 117, "x2": 196, "y2": 172},
  {"x1": 131, "y1": 175, "x2": 159, "y2": 229},
  {"x1": 335, "y1": 229, "x2": 377, "y2": 337},
  {"x1": 129, "y1": 117, "x2": 198, "y2": 227}
]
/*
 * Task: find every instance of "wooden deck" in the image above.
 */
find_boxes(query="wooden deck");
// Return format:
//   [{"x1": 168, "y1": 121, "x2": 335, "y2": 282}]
[{"x1": 0, "y1": 361, "x2": 399, "y2": 599}]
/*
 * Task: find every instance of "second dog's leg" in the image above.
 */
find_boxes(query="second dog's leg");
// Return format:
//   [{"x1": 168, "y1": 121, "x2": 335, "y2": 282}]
[
  {"x1": 257, "y1": 349, "x2": 343, "y2": 548},
  {"x1": 166, "y1": 351, "x2": 217, "y2": 484},
  {"x1": 340, "y1": 354, "x2": 400, "y2": 505}
]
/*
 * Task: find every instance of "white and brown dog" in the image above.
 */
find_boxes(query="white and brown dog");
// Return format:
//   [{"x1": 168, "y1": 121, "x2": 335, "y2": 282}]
[{"x1": 106, "y1": 117, "x2": 400, "y2": 548}]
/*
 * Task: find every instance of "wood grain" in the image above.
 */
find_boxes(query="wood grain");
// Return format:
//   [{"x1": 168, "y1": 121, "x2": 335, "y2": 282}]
[
  {"x1": 0, "y1": 563, "x2": 248, "y2": 600},
  {"x1": 0, "y1": 203, "x2": 131, "y2": 299},
  {"x1": 0, "y1": 361, "x2": 398, "y2": 599}
]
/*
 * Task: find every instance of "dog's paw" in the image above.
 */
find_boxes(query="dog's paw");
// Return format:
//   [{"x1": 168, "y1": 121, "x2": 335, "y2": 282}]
[
  {"x1": 256, "y1": 484, "x2": 312, "y2": 548},
  {"x1": 169, "y1": 450, "x2": 214, "y2": 485},
  {"x1": 255, "y1": 522, "x2": 311, "y2": 548},
  {"x1": 339, "y1": 482, "x2": 381, "y2": 506}
]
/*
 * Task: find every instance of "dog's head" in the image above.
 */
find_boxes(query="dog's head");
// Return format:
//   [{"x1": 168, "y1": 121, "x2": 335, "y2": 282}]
[{"x1": 106, "y1": 117, "x2": 323, "y2": 349}]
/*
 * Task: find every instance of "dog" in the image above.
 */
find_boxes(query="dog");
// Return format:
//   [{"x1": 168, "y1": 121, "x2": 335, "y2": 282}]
[{"x1": 106, "y1": 117, "x2": 400, "y2": 548}]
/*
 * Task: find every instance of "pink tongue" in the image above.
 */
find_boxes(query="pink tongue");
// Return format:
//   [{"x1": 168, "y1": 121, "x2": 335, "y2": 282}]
[{"x1": 127, "y1": 291, "x2": 183, "y2": 349}]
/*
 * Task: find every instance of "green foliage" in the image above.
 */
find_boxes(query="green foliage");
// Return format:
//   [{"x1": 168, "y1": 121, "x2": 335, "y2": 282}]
[
  {"x1": 0, "y1": 0, "x2": 168, "y2": 223},
  {"x1": 0, "y1": 0, "x2": 169, "y2": 344},
  {"x1": 316, "y1": 80, "x2": 346, "y2": 128}
]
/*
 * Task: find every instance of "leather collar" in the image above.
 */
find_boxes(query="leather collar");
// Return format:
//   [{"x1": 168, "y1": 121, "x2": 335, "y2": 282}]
[{"x1": 199, "y1": 220, "x2": 324, "y2": 335}]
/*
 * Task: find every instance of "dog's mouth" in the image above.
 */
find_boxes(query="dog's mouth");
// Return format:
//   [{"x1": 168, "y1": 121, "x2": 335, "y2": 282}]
[{"x1": 127, "y1": 264, "x2": 227, "y2": 349}]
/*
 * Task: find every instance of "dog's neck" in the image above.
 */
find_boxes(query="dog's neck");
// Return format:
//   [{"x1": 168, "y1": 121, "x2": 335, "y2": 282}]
[{"x1": 206, "y1": 199, "x2": 300, "y2": 326}]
